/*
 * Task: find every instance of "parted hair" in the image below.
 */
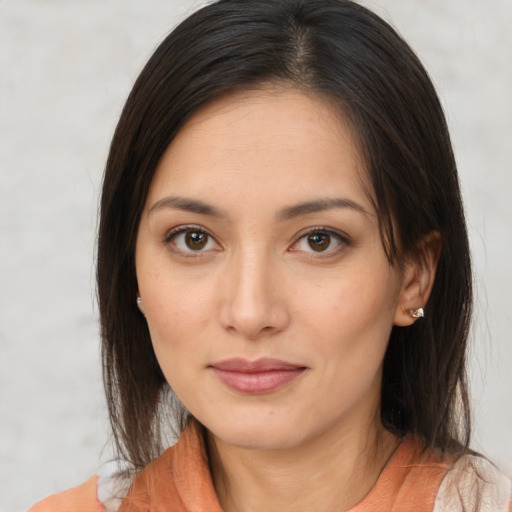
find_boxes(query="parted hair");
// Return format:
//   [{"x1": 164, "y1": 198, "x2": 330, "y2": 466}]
[{"x1": 98, "y1": 0, "x2": 472, "y2": 469}]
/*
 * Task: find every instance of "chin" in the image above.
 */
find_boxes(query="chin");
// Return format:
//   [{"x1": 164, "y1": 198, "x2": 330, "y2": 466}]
[{"x1": 199, "y1": 410, "x2": 309, "y2": 451}]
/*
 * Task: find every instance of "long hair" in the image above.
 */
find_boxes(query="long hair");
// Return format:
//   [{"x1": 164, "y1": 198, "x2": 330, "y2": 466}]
[{"x1": 97, "y1": 0, "x2": 472, "y2": 469}]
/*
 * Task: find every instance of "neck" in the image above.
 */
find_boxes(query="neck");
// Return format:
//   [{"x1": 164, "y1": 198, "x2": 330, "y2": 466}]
[{"x1": 207, "y1": 417, "x2": 399, "y2": 512}]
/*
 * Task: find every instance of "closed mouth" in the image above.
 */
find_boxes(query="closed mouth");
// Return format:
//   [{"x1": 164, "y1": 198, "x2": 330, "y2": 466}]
[{"x1": 210, "y1": 358, "x2": 307, "y2": 393}]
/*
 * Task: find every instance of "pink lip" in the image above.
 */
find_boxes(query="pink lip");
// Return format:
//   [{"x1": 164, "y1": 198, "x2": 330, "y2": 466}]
[{"x1": 210, "y1": 358, "x2": 306, "y2": 394}]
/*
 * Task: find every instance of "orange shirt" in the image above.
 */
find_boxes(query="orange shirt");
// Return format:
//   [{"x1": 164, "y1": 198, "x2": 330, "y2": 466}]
[{"x1": 29, "y1": 419, "x2": 511, "y2": 512}]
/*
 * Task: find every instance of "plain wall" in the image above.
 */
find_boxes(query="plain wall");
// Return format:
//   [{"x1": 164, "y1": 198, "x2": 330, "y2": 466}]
[{"x1": 0, "y1": 1, "x2": 510, "y2": 511}]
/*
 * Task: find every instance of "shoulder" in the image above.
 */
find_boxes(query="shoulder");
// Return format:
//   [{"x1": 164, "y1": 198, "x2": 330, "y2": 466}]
[
  {"x1": 27, "y1": 475, "x2": 103, "y2": 512},
  {"x1": 27, "y1": 461, "x2": 131, "y2": 512},
  {"x1": 433, "y1": 453, "x2": 512, "y2": 512},
  {"x1": 27, "y1": 420, "x2": 204, "y2": 512}
]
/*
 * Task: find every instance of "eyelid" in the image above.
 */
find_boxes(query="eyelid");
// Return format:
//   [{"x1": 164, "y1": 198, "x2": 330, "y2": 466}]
[
  {"x1": 164, "y1": 224, "x2": 207, "y2": 242},
  {"x1": 289, "y1": 226, "x2": 351, "y2": 256},
  {"x1": 164, "y1": 224, "x2": 222, "y2": 255}
]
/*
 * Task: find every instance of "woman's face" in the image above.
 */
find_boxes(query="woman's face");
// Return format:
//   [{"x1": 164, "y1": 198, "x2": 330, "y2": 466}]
[{"x1": 135, "y1": 88, "x2": 410, "y2": 450}]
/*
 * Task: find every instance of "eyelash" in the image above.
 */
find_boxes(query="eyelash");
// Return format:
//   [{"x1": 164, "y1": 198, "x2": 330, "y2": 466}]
[
  {"x1": 290, "y1": 227, "x2": 350, "y2": 258},
  {"x1": 164, "y1": 225, "x2": 221, "y2": 258},
  {"x1": 164, "y1": 225, "x2": 350, "y2": 258}
]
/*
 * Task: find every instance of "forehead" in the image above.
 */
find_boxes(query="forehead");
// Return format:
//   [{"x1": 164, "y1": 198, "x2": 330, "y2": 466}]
[{"x1": 146, "y1": 87, "x2": 372, "y2": 211}]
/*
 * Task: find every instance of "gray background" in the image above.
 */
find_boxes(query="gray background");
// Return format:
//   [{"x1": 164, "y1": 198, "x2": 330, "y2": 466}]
[{"x1": 1, "y1": 1, "x2": 510, "y2": 511}]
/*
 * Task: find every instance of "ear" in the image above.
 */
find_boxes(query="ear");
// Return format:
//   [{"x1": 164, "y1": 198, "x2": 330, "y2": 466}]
[{"x1": 394, "y1": 231, "x2": 442, "y2": 326}]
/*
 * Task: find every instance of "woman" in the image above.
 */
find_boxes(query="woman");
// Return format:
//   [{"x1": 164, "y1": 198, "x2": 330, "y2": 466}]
[{"x1": 30, "y1": 0, "x2": 511, "y2": 510}]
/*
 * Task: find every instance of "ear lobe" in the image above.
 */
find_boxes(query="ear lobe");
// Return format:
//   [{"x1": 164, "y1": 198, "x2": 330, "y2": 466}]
[{"x1": 394, "y1": 231, "x2": 442, "y2": 326}]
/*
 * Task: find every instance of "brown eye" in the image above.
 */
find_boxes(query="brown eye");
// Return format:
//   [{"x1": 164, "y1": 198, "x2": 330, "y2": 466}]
[
  {"x1": 185, "y1": 231, "x2": 208, "y2": 250},
  {"x1": 291, "y1": 228, "x2": 347, "y2": 257},
  {"x1": 167, "y1": 226, "x2": 220, "y2": 256},
  {"x1": 307, "y1": 233, "x2": 331, "y2": 251}
]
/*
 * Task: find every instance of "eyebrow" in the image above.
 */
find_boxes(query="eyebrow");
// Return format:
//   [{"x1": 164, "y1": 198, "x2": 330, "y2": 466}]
[
  {"x1": 148, "y1": 195, "x2": 370, "y2": 219},
  {"x1": 149, "y1": 196, "x2": 226, "y2": 217},
  {"x1": 277, "y1": 198, "x2": 370, "y2": 220}
]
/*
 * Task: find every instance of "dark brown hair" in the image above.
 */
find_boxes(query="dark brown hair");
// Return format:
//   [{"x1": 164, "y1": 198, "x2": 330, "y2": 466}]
[{"x1": 98, "y1": 0, "x2": 472, "y2": 469}]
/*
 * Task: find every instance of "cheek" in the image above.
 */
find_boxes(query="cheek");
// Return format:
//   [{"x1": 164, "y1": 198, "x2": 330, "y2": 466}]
[
  {"x1": 301, "y1": 268, "x2": 399, "y2": 328},
  {"x1": 139, "y1": 262, "x2": 223, "y2": 383},
  {"x1": 297, "y1": 265, "x2": 400, "y2": 366},
  {"x1": 304, "y1": 278, "x2": 397, "y2": 408}
]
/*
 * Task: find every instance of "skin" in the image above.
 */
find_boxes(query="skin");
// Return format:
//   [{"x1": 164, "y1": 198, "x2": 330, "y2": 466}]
[{"x1": 135, "y1": 87, "x2": 439, "y2": 512}]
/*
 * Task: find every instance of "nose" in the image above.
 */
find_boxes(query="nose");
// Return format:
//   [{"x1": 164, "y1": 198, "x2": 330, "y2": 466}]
[{"x1": 219, "y1": 248, "x2": 290, "y2": 340}]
